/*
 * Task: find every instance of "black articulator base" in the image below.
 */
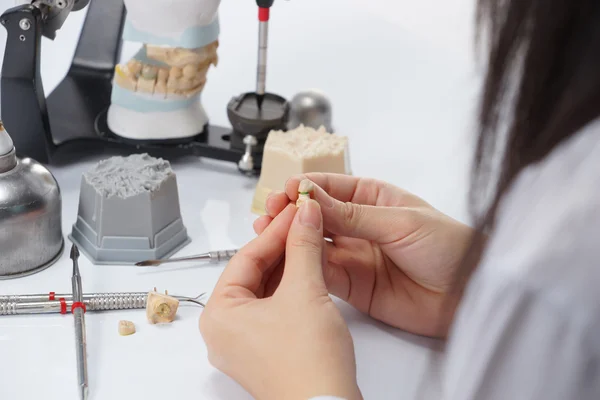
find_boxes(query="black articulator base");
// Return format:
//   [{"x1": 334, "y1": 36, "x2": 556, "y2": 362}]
[
  {"x1": 228, "y1": 91, "x2": 289, "y2": 156},
  {"x1": 0, "y1": 0, "x2": 280, "y2": 173}
]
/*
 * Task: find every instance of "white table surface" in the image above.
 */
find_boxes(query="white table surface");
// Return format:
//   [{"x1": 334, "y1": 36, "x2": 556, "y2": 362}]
[{"x1": 0, "y1": 0, "x2": 481, "y2": 399}]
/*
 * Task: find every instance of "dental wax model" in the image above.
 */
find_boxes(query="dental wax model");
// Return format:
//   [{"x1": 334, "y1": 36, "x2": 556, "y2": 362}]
[
  {"x1": 146, "y1": 289, "x2": 179, "y2": 324},
  {"x1": 251, "y1": 125, "x2": 351, "y2": 215},
  {"x1": 296, "y1": 179, "x2": 314, "y2": 207},
  {"x1": 107, "y1": 0, "x2": 221, "y2": 141},
  {"x1": 118, "y1": 320, "x2": 136, "y2": 336},
  {"x1": 69, "y1": 153, "x2": 190, "y2": 265}
]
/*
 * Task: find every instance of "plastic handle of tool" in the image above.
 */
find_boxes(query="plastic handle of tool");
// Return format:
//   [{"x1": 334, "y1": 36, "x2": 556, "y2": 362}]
[{"x1": 208, "y1": 249, "x2": 238, "y2": 263}]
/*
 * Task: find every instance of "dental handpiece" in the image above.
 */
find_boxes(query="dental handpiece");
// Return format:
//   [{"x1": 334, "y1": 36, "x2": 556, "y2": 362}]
[{"x1": 0, "y1": 292, "x2": 206, "y2": 315}]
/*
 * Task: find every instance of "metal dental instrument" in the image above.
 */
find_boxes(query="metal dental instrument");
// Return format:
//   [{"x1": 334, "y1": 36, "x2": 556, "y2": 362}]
[
  {"x1": 255, "y1": 0, "x2": 275, "y2": 109},
  {"x1": 135, "y1": 249, "x2": 238, "y2": 267},
  {"x1": 70, "y1": 244, "x2": 89, "y2": 400},
  {"x1": 0, "y1": 292, "x2": 207, "y2": 315}
]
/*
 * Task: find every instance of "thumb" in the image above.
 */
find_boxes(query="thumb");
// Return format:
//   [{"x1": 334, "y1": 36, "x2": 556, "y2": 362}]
[
  {"x1": 313, "y1": 184, "x2": 415, "y2": 243},
  {"x1": 279, "y1": 199, "x2": 327, "y2": 291}
]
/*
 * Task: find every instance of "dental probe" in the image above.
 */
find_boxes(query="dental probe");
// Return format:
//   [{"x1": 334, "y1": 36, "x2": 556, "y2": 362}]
[
  {"x1": 135, "y1": 249, "x2": 238, "y2": 267},
  {"x1": 70, "y1": 245, "x2": 89, "y2": 400}
]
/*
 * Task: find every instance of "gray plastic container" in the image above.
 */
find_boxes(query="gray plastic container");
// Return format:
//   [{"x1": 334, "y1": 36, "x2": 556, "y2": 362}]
[{"x1": 69, "y1": 153, "x2": 190, "y2": 264}]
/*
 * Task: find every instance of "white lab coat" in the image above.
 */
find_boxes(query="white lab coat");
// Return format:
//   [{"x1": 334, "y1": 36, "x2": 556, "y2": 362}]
[
  {"x1": 313, "y1": 118, "x2": 600, "y2": 400},
  {"x1": 442, "y1": 117, "x2": 600, "y2": 399}
]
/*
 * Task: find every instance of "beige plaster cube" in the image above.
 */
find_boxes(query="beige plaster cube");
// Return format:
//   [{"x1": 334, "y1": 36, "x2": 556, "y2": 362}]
[{"x1": 251, "y1": 125, "x2": 351, "y2": 215}]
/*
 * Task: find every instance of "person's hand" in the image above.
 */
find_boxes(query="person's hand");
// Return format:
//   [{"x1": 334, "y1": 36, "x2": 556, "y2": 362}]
[
  {"x1": 254, "y1": 173, "x2": 475, "y2": 338},
  {"x1": 200, "y1": 201, "x2": 363, "y2": 400}
]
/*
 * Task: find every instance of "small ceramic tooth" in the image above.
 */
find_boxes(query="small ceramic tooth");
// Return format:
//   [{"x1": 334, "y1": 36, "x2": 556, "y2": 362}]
[{"x1": 119, "y1": 320, "x2": 136, "y2": 336}]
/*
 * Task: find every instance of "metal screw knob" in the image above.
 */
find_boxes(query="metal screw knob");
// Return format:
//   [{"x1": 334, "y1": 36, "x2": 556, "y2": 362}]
[
  {"x1": 238, "y1": 135, "x2": 258, "y2": 173},
  {"x1": 19, "y1": 19, "x2": 30, "y2": 31},
  {"x1": 243, "y1": 135, "x2": 258, "y2": 147}
]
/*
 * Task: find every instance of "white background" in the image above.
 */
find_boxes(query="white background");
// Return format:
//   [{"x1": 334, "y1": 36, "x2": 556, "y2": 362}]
[{"x1": 0, "y1": 0, "x2": 481, "y2": 399}]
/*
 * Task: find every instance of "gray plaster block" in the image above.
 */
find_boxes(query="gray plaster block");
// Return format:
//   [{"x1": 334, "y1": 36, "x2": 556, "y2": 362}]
[{"x1": 68, "y1": 153, "x2": 190, "y2": 265}]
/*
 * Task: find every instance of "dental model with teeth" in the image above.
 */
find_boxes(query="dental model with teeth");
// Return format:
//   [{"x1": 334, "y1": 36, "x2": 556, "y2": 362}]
[{"x1": 107, "y1": 0, "x2": 221, "y2": 141}]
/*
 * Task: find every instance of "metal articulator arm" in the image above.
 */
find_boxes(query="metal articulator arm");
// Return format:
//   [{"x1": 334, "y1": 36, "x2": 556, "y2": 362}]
[{"x1": 0, "y1": 5, "x2": 53, "y2": 163}]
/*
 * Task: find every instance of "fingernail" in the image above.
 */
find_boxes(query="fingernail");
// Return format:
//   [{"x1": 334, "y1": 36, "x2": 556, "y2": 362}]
[
  {"x1": 264, "y1": 192, "x2": 274, "y2": 213},
  {"x1": 265, "y1": 191, "x2": 282, "y2": 213},
  {"x1": 284, "y1": 177, "x2": 295, "y2": 191},
  {"x1": 299, "y1": 200, "x2": 322, "y2": 230},
  {"x1": 285, "y1": 176, "x2": 302, "y2": 191}
]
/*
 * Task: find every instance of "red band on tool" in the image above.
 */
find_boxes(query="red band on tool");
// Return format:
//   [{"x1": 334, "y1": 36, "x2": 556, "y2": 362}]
[
  {"x1": 258, "y1": 7, "x2": 269, "y2": 21},
  {"x1": 59, "y1": 298, "x2": 67, "y2": 314},
  {"x1": 71, "y1": 302, "x2": 86, "y2": 313},
  {"x1": 49, "y1": 292, "x2": 55, "y2": 300}
]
